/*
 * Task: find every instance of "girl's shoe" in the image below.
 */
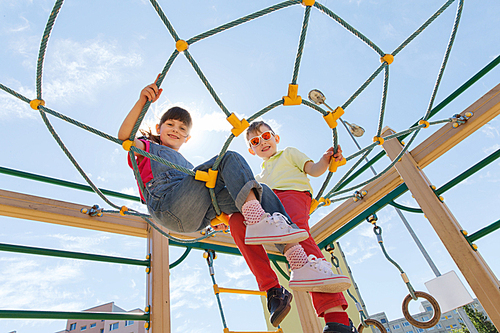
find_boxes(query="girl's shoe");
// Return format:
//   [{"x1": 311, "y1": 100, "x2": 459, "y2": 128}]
[
  {"x1": 245, "y1": 212, "x2": 309, "y2": 245},
  {"x1": 289, "y1": 255, "x2": 351, "y2": 293}
]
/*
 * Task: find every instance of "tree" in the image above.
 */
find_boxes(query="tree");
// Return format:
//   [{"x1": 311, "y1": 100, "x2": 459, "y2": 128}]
[{"x1": 463, "y1": 304, "x2": 498, "y2": 333}]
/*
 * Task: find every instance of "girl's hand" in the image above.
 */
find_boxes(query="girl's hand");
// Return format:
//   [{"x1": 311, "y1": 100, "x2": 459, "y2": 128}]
[
  {"x1": 140, "y1": 74, "x2": 163, "y2": 103},
  {"x1": 321, "y1": 145, "x2": 343, "y2": 163},
  {"x1": 212, "y1": 223, "x2": 228, "y2": 231}
]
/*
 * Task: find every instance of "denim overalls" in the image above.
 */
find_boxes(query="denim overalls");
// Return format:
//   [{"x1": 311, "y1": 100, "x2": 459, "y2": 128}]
[{"x1": 145, "y1": 142, "x2": 294, "y2": 236}]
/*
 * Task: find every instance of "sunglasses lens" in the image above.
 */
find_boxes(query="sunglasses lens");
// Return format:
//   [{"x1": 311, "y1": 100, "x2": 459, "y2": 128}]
[
  {"x1": 261, "y1": 132, "x2": 272, "y2": 140},
  {"x1": 250, "y1": 137, "x2": 260, "y2": 146}
]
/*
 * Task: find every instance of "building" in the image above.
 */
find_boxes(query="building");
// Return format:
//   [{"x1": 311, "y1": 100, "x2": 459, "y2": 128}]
[
  {"x1": 368, "y1": 299, "x2": 490, "y2": 333},
  {"x1": 56, "y1": 302, "x2": 146, "y2": 333}
]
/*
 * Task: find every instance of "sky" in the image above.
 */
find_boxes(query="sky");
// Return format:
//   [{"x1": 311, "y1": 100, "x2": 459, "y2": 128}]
[{"x1": 0, "y1": 0, "x2": 499, "y2": 332}]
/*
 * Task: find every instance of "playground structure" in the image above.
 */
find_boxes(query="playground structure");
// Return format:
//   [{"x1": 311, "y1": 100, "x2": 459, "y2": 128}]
[{"x1": 0, "y1": 0, "x2": 499, "y2": 332}]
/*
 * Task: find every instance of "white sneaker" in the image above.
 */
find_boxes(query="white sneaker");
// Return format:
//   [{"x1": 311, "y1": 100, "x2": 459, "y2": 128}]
[
  {"x1": 244, "y1": 212, "x2": 309, "y2": 245},
  {"x1": 289, "y1": 255, "x2": 351, "y2": 293}
]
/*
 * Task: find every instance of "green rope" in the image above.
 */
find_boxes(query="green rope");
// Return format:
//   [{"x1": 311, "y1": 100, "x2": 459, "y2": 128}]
[
  {"x1": 148, "y1": 0, "x2": 181, "y2": 42},
  {"x1": 36, "y1": 0, "x2": 64, "y2": 100},
  {"x1": 423, "y1": 0, "x2": 464, "y2": 121},
  {"x1": 392, "y1": 0, "x2": 456, "y2": 57},
  {"x1": 342, "y1": 63, "x2": 385, "y2": 110},
  {"x1": 376, "y1": 65, "x2": 390, "y2": 137},
  {"x1": 187, "y1": 0, "x2": 301, "y2": 45},
  {"x1": 291, "y1": 6, "x2": 312, "y2": 85},
  {"x1": 313, "y1": 2, "x2": 384, "y2": 56}
]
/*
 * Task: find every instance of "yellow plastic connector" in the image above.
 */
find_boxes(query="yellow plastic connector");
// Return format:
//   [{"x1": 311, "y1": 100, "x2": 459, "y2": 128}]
[
  {"x1": 309, "y1": 197, "x2": 331, "y2": 214},
  {"x1": 282, "y1": 84, "x2": 302, "y2": 106},
  {"x1": 472, "y1": 244, "x2": 478, "y2": 251},
  {"x1": 453, "y1": 123, "x2": 459, "y2": 128},
  {"x1": 146, "y1": 254, "x2": 151, "y2": 260},
  {"x1": 175, "y1": 39, "x2": 188, "y2": 52},
  {"x1": 439, "y1": 196, "x2": 444, "y2": 202},
  {"x1": 144, "y1": 322, "x2": 150, "y2": 330},
  {"x1": 461, "y1": 230, "x2": 468, "y2": 236},
  {"x1": 213, "y1": 284, "x2": 220, "y2": 295},
  {"x1": 419, "y1": 120, "x2": 430, "y2": 128},
  {"x1": 122, "y1": 139, "x2": 136, "y2": 151},
  {"x1": 119, "y1": 206, "x2": 128, "y2": 216},
  {"x1": 145, "y1": 306, "x2": 150, "y2": 313},
  {"x1": 227, "y1": 113, "x2": 249, "y2": 137},
  {"x1": 329, "y1": 157, "x2": 347, "y2": 173},
  {"x1": 30, "y1": 99, "x2": 45, "y2": 110},
  {"x1": 224, "y1": 328, "x2": 230, "y2": 333},
  {"x1": 195, "y1": 169, "x2": 218, "y2": 188},
  {"x1": 302, "y1": 0, "x2": 315, "y2": 6},
  {"x1": 145, "y1": 267, "x2": 151, "y2": 274},
  {"x1": 323, "y1": 106, "x2": 345, "y2": 129},
  {"x1": 373, "y1": 136, "x2": 385, "y2": 145},
  {"x1": 211, "y1": 212, "x2": 230, "y2": 227},
  {"x1": 380, "y1": 54, "x2": 394, "y2": 65}
]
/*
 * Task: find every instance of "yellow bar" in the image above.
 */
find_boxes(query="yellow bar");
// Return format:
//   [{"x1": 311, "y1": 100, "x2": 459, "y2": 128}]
[{"x1": 218, "y1": 287, "x2": 266, "y2": 296}]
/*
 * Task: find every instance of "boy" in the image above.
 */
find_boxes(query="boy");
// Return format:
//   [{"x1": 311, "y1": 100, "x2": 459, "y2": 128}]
[{"x1": 229, "y1": 120, "x2": 357, "y2": 333}]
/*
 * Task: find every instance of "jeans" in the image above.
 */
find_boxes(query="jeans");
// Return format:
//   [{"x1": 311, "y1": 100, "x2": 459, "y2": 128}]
[{"x1": 146, "y1": 151, "x2": 294, "y2": 236}]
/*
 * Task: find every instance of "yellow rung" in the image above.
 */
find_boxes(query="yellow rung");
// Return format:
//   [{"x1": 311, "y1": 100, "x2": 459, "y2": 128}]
[{"x1": 218, "y1": 287, "x2": 266, "y2": 296}]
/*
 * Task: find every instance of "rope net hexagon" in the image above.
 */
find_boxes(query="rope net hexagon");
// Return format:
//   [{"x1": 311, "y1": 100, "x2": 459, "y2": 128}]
[{"x1": 0, "y1": 0, "x2": 464, "y2": 243}]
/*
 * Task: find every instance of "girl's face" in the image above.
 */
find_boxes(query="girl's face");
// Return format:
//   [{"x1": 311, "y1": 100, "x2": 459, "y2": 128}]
[{"x1": 156, "y1": 118, "x2": 191, "y2": 151}]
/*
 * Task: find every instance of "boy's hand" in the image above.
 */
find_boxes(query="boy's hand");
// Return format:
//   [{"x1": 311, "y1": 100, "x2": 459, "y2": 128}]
[
  {"x1": 321, "y1": 145, "x2": 343, "y2": 163},
  {"x1": 333, "y1": 145, "x2": 343, "y2": 161},
  {"x1": 140, "y1": 74, "x2": 163, "y2": 103},
  {"x1": 212, "y1": 223, "x2": 228, "y2": 231}
]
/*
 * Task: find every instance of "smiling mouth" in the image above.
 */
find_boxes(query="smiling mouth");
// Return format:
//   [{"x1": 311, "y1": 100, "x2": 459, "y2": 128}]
[
  {"x1": 261, "y1": 146, "x2": 270, "y2": 152},
  {"x1": 168, "y1": 134, "x2": 179, "y2": 139}
]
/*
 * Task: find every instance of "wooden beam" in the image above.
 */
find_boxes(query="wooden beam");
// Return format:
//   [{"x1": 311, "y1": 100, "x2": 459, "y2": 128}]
[
  {"x1": 0, "y1": 189, "x2": 282, "y2": 255},
  {"x1": 382, "y1": 127, "x2": 500, "y2": 330},
  {"x1": 311, "y1": 82, "x2": 500, "y2": 242},
  {"x1": 148, "y1": 224, "x2": 171, "y2": 332}
]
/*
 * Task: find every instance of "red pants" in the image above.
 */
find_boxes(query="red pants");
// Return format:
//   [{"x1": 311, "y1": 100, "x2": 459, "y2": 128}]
[{"x1": 228, "y1": 189, "x2": 347, "y2": 317}]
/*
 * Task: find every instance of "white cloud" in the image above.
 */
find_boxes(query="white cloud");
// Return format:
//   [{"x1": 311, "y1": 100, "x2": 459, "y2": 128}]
[
  {"x1": 481, "y1": 123, "x2": 499, "y2": 139},
  {"x1": 483, "y1": 143, "x2": 500, "y2": 155},
  {"x1": 47, "y1": 233, "x2": 111, "y2": 253}
]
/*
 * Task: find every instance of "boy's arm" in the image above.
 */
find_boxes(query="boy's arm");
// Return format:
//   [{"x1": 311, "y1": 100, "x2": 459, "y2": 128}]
[
  {"x1": 118, "y1": 76, "x2": 163, "y2": 151},
  {"x1": 304, "y1": 145, "x2": 343, "y2": 177}
]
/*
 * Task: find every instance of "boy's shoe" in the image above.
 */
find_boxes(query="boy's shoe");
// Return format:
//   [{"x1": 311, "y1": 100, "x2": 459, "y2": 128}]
[
  {"x1": 267, "y1": 286, "x2": 293, "y2": 327},
  {"x1": 324, "y1": 319, "x2": 358, "y2": 333},
  {"x1": 245, "y1": 212, "x2": 309, "y2": 245},
  {"x1": 289, "y1": 255, "x2": 351, "y2": 293}
]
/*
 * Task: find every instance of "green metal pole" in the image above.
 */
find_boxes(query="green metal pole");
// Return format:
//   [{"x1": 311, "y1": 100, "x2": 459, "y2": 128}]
[
  {"x1": 0, "y1": 243, "x2": 149, "y2": 266},
  {"x1": 0, "y1": 166, "x2": 140, "y2": 202},
  {"x1": 0, "y1": 310, "x2": 149, "y2": 320},
  {"x1": 468, "y1": 219, "x2": 500, "y2": 243}
]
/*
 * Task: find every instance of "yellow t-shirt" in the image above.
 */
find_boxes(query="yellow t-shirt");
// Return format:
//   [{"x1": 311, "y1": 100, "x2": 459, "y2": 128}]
[{"x1": 255, "y1": 147, "x2": 313, "y2": 195}]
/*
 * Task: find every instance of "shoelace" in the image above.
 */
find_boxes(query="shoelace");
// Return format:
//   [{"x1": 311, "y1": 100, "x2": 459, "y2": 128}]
[
  {"x1": 266, "y1": 212, "x2": 289, "y2": 229},
  {"x1": 307, "y1": 255, "x2": 333, "y2": 274}
]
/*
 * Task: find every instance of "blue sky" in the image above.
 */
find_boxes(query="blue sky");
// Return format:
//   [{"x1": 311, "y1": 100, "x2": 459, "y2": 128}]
[{"x1": 1, "y1": 0, "x2": 499, "y2": 332}]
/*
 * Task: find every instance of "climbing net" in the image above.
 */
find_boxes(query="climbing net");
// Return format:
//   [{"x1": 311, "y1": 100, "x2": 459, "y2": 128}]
[{"x1": 0, "y1": 0, "x2": 465, "y2": 243}]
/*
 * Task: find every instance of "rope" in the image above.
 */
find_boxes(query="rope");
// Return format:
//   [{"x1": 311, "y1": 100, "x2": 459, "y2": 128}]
[{"x1": 0, "y1": 0, "x2": 465, "y2": 244}]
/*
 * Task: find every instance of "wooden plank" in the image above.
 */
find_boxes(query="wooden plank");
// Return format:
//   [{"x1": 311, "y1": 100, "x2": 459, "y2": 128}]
[
  {"x1": 0, "y1": 189, "x2": 283, "y2": 255},
  {"x1": 148, "y1": 224, "x2": 171, "y2": 333},
  {"x1": 294, "y1": 291, "x2": 323, "y2": 333},
  {"x1": 311, "y1": 83, "x2": 500, "y2": 242},
  {"x1": 382, "y1": 127, "x2": 500, "y2": 330}
]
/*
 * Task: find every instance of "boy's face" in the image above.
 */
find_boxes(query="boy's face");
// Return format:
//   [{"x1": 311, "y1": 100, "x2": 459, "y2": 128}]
[
  {"x1": 156, "y1": 118, "x2": 191, "y2": 151},
  {"x1": 248, "y1": 124, "x2": 279, "y2": 160}
]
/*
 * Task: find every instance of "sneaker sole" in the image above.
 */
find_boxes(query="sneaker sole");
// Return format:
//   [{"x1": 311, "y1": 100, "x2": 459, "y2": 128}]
[
  {"x1": 245, "y1": 230, "x2": 309, "y2": 245},
  {"x1": 289, "y1": 277, "x2": 351, "y2": 293},
  {"x1": 270, "y1": 293, "x2": 293, "y2": 327}
]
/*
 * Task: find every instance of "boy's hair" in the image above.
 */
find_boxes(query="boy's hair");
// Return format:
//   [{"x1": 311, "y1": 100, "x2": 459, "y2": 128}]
[
  {"x1": 140, "y1": 106, "x2": 192, "y2": 144},
  {"x1": 246, "y1": 120, "x2": 274, "y2": 142}
]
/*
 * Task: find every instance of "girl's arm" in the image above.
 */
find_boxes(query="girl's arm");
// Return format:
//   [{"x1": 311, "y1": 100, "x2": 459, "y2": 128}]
[
  {"x1": 304, "y1": 145, "x2": 343, "y2": 177},
  {"x1": 118, "y1": 76, "x2": 163, "y2": 152}
]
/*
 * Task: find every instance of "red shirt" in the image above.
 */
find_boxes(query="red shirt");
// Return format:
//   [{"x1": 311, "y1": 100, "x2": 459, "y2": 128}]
[{"x1": 127, "y1": 139, "x2": 153, "y2": 201}]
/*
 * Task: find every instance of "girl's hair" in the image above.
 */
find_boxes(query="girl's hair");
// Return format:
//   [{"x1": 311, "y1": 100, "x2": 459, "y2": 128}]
[
  {"x1": 140, "y1": 106, "x2": 192, "y2": 144},
  {"x1": 246, "y1": 120, "x2": 274, "y2": 141}
]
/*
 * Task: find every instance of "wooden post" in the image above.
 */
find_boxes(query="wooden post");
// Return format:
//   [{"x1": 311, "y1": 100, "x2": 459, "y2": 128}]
[
  {"x1": 382, "y1": 127, "x2": 500, "y2": 330},
  {"x1": 147, "y1": 225, "x2": 171, "y2": 332},
  {"x1": 294, "y1": 291, "x2": 323, "y2": 333}
]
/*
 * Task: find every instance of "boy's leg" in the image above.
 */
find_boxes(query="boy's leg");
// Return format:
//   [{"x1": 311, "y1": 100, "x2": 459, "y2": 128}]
[
  {"x1": 204, "y1": 151, "x2": 308, "y2": 244},
  {"x1": 228, "y1": 212, "x2": 293, "y2": 327},
  {"x1": 274, "y1": 190, "x2": 349, "y2": 317},
  {"x1": 227, "y1": 213, "x2": 280, "y2": 291}
]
